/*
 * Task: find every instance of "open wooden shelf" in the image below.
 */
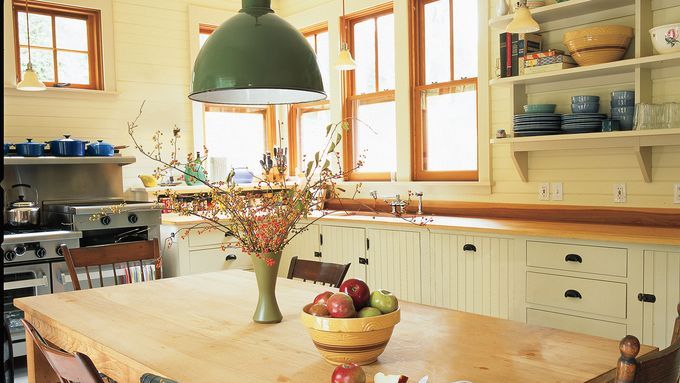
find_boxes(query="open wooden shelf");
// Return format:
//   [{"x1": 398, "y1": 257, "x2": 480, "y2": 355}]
[
  {"x1": 491, "y1": 129, "x2": 680, "y2": 182},
  {"x1": 489, "y1": 53, "x2": 680, "y2": 87},
  {"x1": 488, "y1": 0, "x2": 635, "y2": 30}
]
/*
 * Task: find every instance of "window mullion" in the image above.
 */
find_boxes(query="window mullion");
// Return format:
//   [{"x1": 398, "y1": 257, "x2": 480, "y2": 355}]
[
  {"x1": 374, "y1": 17, "x2": 379, "y2": 93},
  {"x1": 51, "y1": 14, "x2": 58, "y2": 84},
  {"x1": 449, "y1": 0, "x2": 454, "y2": 82}
]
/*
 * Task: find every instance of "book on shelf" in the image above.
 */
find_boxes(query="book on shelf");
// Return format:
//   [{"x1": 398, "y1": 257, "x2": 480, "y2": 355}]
[
  {"x1": 501, "y1": 32, "x2": 542, "y2": 77},
  {"x1": 524, "y1": 62, "x2": 578, "y2": 74},
  {"x1": 500, "y1": 32, "x2": 512, "y2": 78},
  {"x1": 517, "y1": 33, "x2": 543, "y2": 75},
  {"x1": 525, "y1": 54, "x2": 576, "y2": 67}
]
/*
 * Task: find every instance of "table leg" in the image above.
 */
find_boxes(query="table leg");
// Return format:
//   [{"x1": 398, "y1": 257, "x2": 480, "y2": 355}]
[{"x1": 25, "y1": 324, "x2": 59, "y2": 383}]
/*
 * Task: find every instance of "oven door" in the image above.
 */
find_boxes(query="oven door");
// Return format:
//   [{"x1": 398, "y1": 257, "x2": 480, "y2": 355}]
[
  {"x1": 51, "y1": 261, "x2": 123, "y2": 293},
  {"x1": 3, "y1": 263, "x2": 52, "y2": 357}
]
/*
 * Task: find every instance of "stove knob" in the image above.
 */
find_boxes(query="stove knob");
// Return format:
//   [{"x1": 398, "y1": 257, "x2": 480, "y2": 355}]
[
  {"x1": 128, "y1": 213, "x2": 138, "y2": 224},
  {"x1": 56, "y1": 246, "x2": 64, "y2": 257},
  {"x1": 4, "y1": 250, "x2": 17, "y2": 261},
  {"x1": 36, "y1": 247, "x2": 47, "y2": 258},
  {"x1": 14, "y1": 245, "x2": 26, "y2": 256},
  {"x1": 100, "y1": 215, "x2": 112, "y2": 225}
]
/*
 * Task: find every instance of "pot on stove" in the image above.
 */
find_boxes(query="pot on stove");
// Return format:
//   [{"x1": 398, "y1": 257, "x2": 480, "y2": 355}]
[{"x1": 6, "y1": 184, "x2": 40, "y2": 227}]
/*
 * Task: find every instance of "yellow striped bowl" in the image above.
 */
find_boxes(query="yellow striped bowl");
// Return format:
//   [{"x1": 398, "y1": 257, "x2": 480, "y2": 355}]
[{"x1": 563, "y1": 25, "x2": 634, "y2": 66}]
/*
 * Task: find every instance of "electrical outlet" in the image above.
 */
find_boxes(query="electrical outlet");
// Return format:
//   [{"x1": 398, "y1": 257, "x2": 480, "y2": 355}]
[
  {"x1": 551, "y1": 182, "x2": 563, "y2": 201},
  {"x1": 614, "y1": 183, "x2": 627, "y2": 203},
  {"x1": 539, "y1": 183, "x2": 550, "y2": 201},
  {"x1": 674, "y1": 184, "x2": 680, "y2": 204}
]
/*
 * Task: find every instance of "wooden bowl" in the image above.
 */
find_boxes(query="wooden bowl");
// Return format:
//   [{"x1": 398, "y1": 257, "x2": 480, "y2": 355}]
[
  {"x1": 300, "y1": 304, "x2": 400, "y2": 365},
  {"x1": 563, "y1": 25, "x2": 634, "y2": 66}
]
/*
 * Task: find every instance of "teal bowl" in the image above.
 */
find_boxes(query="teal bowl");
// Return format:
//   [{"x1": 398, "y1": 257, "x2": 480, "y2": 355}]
[{"x1": 523, "y1": 104, "x2": 557, "y2": 113}]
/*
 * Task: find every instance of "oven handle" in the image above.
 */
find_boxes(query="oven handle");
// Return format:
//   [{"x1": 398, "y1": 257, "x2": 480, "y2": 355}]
[{"x1": 3, "y1": 275, "x2": 49, "y2": 290}]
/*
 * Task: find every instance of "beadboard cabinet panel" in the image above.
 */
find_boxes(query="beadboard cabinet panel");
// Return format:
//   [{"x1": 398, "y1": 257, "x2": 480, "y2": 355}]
[
  {"x1": 642, "y1": 250, "x2": 680, "y2": 349},
  {"x1": 366, "y1": 229, "x2": 422, "y2": 304},
  {"x1": 320, "y1": 226, "x2": 367, "y2": 280},
  {"x1": 280, "y1": 225, "x2": 320, "y2": 277}
]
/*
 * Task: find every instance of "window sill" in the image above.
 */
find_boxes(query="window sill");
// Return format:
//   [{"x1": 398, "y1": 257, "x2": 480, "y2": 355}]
[
  {"x1": 3, "y1": 85, "x2": 119, "y2": 98},
  {"x1": 337, "y1": 180, "x2": 494, "y2": 196}
]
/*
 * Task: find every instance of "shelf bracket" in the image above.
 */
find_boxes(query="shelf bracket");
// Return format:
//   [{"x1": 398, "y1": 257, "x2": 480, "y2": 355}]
[
  {"x1": 633, "y1": 145, "x2": 653, "y2": 183},
  {"x1": 510, "y1": 145, "x2": 529, "y2": 182}
]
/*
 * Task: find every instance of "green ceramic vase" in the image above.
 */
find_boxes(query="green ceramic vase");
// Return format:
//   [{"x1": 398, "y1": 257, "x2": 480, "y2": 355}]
[{"x1": 251, "y1": 252, "x2": 283, "y2": 324}]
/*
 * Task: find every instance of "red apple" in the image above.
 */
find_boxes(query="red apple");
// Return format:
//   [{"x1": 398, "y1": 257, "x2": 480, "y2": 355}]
[
  {"x1": 313, "y1": 291, "x2": 334, "y2": 305},
  {"x1": 308, "y1": 303, "x2": 331, "y2": 317},
  {"x1": 331, "y1": 363, "x2": 366, "y2": 383},
  {"x1": 326, "y1": 292, "x2": 356, "y2": 318},
  {"x1": 339, "y1": 278, "x2": 370, "y2": 309}
]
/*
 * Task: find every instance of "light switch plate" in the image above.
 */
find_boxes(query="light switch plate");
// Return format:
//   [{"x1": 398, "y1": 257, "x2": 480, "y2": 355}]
[
  {"x1": 551, "y1": 182, "x2": 563, "y2": 201},
  {"x1": 539, "y1": 183, "x2": 550, "y2": 201},
  {"x1": 674, "y1": 184, "x2": 680, "y2": 204},
  {"x1": 614, "y1": 183, "x2": 627, "y2": 203}
]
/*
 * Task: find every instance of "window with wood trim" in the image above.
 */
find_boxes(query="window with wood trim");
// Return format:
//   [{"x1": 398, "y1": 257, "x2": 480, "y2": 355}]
[
  {"x1": 288, "y1": 25, "x2": 330, "y2": 173},
  {"x1": 12, "y1": 0, "x2": 103, "y2": 89},
  {"x1": 199, "y1": 25, "x2": 276, "y2": 176},
  {"x1": 410, "y1": 0, "x2": 479, "y2": 181},
  {"x1": 343, "y1": 4, "x2": 396, "y2": 181}
]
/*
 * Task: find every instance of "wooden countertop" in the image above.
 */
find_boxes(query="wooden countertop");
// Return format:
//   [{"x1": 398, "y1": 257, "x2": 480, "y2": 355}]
[
  {"x1": 161, "y1": 211, "x2": 680, "y2": 247},
  {"x1": 15, "y1": 271, "x2": 656, "y2": 383}
]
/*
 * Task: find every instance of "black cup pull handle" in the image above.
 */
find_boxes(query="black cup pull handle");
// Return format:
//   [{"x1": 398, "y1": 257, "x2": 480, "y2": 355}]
[
  {"x1": 11, "y1": 184, "x2": 32, "y2": 189},
  {"x1": 565, "y1": 254, "x2": 583, "y2": 263},
  {"x1": 564, "y1": 289, "x2": 582, "y2": 299},
  {"x1": 225, "y1": 254, "x2": 237, "y2": 261},
  {"x1": 463, "y1": 244, "x2": 477, "y2": 252}
]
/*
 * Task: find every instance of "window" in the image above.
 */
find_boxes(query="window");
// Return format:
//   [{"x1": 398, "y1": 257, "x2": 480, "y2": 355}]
[
  {"x1": 343, "y1": 5, "x2": 396, "y2": 181},
  {"x1": 199, "y1": 25, "x2": 276, "y2": 177},
  {"x1": 12, "y1": 0, "x2": 103, "y2": 89},
  {"x1": 410, "y1": 0, "x2": 479, "y2": 181},
  {"x1": 288, "y1": 25, "x2": 330, "y2": 173}
]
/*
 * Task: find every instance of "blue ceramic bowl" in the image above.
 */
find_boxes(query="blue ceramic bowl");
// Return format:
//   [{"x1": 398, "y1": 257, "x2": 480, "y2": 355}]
[
  {"x1": 572, "y1": 95, "x2": 600, "y2": 103},
  {"x1": 611, "y1": 91, "x2": 634, "y2": 100},
  {"x1": 611, "y1": 99, "x2": 635, "y2": 107},
  {"x1": 611, "y1": 106, "x2": 635, "y2": 115},
  {"x1": 602, "y1": 119, "x2": 621, "y2": 132},
  {"x1": 572, "y1": 102, "x2": 600, "y2": 113},
  {"x1": 612, "y1": 114, "x2": 634, "y2": 130},
  {"x1": 523, "y1": 104, "x2": 557, "y2": 113}
]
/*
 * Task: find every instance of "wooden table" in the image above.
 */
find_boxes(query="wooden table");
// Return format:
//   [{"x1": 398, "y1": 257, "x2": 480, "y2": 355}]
[{"x1": 15, "y1": 271, "x2": 656, "y2": 383}]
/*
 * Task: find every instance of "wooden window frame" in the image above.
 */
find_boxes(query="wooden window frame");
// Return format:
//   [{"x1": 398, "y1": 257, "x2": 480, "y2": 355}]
[
  {"x1": 288, "y1": 24, "x2": 330, "y2": 174},
  {"x1": 342, "y1": 3, "x2": 395, "y2": 182},
  {"x1": 203, "y1": 104, "x2": 278, "y2": 154},
  {"x1": 12, "y1": 0, "x2": 103, "y2": 90},
  {"x1": 409, "y1": 0, "x2": 479, "y2": 181}
]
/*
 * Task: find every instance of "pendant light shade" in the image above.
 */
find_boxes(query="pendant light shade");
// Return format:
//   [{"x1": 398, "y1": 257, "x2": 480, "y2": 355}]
[
  {"x1": 335, "y1": 43, "x2": 357, "y2": 71},
  {"x1": 189, "y1": 0, "x2": 326, "y2": 105},
  {"x1": 506, "y1": 2, "x2": 540, "y2": 33},
  {"x1": 17, "y1": 63, "x2": 47, "y2": 91}
]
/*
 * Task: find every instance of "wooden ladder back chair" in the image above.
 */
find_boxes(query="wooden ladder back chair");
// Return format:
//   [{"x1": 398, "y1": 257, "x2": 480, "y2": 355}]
[
  {"x1": 286, "y1": 256, "x2": 351, "y2": 288},
  {"x1": 61, "y1": 239, "x2": 161, "y2": 291},
  {"x1": 21, "y1": 319, "x2": 106, "y2": 383},
  {"x1": 614, "y1": 303, "x2": 680, "y2": 383}
]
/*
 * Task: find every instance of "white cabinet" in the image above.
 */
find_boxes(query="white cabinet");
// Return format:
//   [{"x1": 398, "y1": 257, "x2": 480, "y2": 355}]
[
  {"x1": 280, "y1": 225, "x2": 320, "y2": 276},
  {"x1": 319, "y1": 226, "x2": 367, "y2": 280},
  {"x1": 423, "y1": 233, "x2": 515, "y2": 319},
  {"x1": 641, "y1": 250, "x2": 680, "y2": 349},
  {"x1": 365, "y1": 229, "x2": 422, "y2": 304}
]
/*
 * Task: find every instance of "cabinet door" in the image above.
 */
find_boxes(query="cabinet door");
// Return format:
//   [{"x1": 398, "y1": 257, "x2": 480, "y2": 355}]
[
  {"x1": 426, "y1": 233, "x2": 513, "y2": 319},
  {"x1": 642, "y1": 250, "x2": 680, "y2": 349},
  {"x1": 189, "y1": 248, "x2": 251, "y2": 274},
  {"x1": 320, "y1": 225, "x2": 366, "y2": 280},
  {"x1": 280, "y1": 225, "x2": 320, "y2": 277},
  {"x1": 366, "y1": 229, "x2": 421, "y2": 304}
]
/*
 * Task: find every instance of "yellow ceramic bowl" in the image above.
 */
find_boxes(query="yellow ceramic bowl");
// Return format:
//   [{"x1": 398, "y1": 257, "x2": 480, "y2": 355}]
[
  {"x1": 563, "y1": 25, "x2": 634, "y2": 66},
  {"x1": 300, "y1": 303, "x2": 400, "y2": 366},
  {"x1": 138, "y1": 174, "x2": 158, "y2": 187}
]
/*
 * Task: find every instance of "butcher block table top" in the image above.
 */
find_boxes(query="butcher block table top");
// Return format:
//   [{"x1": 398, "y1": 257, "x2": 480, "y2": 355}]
[{"x1": 15, "y1": 271, "x2": 656, "y2": 383}]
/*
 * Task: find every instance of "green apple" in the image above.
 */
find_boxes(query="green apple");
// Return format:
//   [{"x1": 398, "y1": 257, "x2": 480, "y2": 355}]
[
  {"x1": 357, "y1": 306, "x2": 382, "y2": 318},
  {"x1": 369, "y1": 289, "x2": 398, "y2": 314}
]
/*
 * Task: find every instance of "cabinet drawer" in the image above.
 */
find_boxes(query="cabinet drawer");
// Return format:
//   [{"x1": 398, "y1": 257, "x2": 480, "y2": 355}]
[
  {"x1": 526, "y1": 272, "x2": 627, "y2": 319},
  {"x1": 527, "y1": 309, "x2": 627, "y2": 340},
  {"x1": 189, "y1": 248, "x2": 252, "y2": 274},
  {"x1": 188, "y1": 230, "x2": 232, "y2": 249},
  {"x1": 527, "y1": 241, "x2": 627, "y2": 277}
]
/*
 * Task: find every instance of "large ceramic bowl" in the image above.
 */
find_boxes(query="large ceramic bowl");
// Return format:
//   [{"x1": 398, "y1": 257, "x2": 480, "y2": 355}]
[
  {"x1": 563, "y1": 25, "x2": 634, "y2": 66},
  {"x1": 650, "y1": 24, "x2": 680, "y2": 54},
  {"x1": 300, "y1": 303, "x2": 400, "y2": 366}
]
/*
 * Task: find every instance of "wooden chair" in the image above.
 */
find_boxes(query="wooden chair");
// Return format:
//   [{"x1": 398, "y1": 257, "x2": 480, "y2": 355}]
[
  {"x1": 286, "y1": 256, "x2": 351, "y2": 288},
  {"x1": 3, "y1": 319, "x2": 14, "y2": 383},
  {"x1": 613, "y1": 303, "x2": 680, "y2": 383},
  {"x1": 21, "y1": 319, "x2": 107, "y2": 383},
  {"x1": 61, "y1": 239, "x2": 161, "y2": 290}
]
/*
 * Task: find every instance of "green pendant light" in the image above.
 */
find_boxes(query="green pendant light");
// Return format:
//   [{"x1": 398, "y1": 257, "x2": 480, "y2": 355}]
[{"x1": 189, "y1": 0, "x2": 326, "y2": 105}]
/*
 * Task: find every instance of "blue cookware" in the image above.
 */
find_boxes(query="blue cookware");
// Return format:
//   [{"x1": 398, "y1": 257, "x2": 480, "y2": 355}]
[
  {"x1": 15, "y1": 139, "x2": 46, "y2": 157},
  {"x1": 49, "y1": 135, "x2": 88, "y2": 157},
  {"x1": 86, "y1": 140, "x2": 115, "y2": 157},
  {"x1": 4, "y1": 143, "x2": 12, "y2": 155}
]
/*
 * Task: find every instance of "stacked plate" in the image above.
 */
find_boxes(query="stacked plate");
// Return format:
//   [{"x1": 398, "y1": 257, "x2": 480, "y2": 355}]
[
  {"x1": 513, "y1": 113, "x2": 563, "y2": 137},
  {"x1": 561, "y1": 113, "x2": 607, "y2": 133}
]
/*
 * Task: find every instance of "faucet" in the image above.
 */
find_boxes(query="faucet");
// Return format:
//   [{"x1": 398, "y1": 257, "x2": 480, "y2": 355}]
[
  {"x1": 383, "y1": 194, "x2": 407, "y2": 216},
  {"x1": 415, "y1": 192, "x2": 424, "y2": 215}
]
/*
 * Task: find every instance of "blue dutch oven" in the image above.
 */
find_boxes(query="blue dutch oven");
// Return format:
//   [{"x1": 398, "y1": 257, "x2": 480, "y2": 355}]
[
  {"x1": 15, "y1": 139, "x2": 46, "y2": 157},
  {"x1": 4, "y1": 142, "x2": 12, "y2": 155},
  {"x1": 86, "y1": 140, "x2": 115, "y2": 157},
  {"x1": 49, "y1": 135, "x2": 88, "y2": 157}
]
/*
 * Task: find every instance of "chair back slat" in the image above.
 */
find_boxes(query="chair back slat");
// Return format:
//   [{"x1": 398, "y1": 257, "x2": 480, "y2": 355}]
[
  {"x1": 61, "y1": 239, "x2": 161, "y2": 291},
  {"x1": 286, "y1": 256, "x2": 351, "y2": 288},
  {"x1": 21, "y1": 319, "x2": 104, "y2": 383},
  {"x1": 672, "y1": 303, "x2": 680, "y2": 345}
]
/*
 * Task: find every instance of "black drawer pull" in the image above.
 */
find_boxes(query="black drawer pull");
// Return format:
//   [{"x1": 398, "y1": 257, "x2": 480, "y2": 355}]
[
  {"x1": 463, "y1": 244, "x2": 476, "y2": 252},
  {"x1": 638, "y1": 293, "x2": 656, "y2": 303},
  {"x1": 565, "y1": 254, "x2": 583, "y2": 263},
  {"x1": 225, "y1": 254, "x2": 237, "y2": 261},
  {"x1": 359, "y1": 257, "x2": 369, "y2": 265},
  {"x1": 564, "y1": 289, "x2": 582, "y2": 299},
  {"x1": 313, "y1": 251, "x2": 322, "y2": 258}
]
